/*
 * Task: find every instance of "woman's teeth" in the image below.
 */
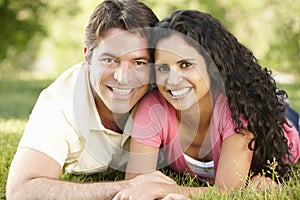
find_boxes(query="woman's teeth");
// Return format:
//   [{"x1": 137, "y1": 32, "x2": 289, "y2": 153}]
[{"x1": 170, "y1": 88, "x2": 190, "y2": 97}]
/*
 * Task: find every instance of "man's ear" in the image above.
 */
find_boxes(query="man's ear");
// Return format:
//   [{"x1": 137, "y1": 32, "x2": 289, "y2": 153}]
[{"x1": 84, "y1": 46, "x2": 91, "y2": 64}]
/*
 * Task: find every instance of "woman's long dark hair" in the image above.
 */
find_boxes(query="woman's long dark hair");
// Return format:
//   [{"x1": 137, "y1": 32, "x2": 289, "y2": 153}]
[{"x1": 155, "y1": 10, "x2": 292, "y2": 180}]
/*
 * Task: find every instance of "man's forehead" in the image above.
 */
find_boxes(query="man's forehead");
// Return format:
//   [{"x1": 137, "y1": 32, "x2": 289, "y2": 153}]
[
  {"x1": 94, "y1": 30, "x2": 149, "y2": 57},
  {"x1": 100, "y1": 28, "x2": 147, "y2": 47}
]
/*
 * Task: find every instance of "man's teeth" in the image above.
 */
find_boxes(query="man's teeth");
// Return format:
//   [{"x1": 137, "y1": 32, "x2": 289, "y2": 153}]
[
  {"x1": 112, "y1": 88, "x2": 133, "y2": 95},
  {"x1": 170, "y1": 88, "x2": 190, "y2": 97}
]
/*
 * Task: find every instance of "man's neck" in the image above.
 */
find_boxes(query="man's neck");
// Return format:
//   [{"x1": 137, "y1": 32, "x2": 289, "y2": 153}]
[{"x1": 94, "y1": 94, "x2": 128, "y2": 133}]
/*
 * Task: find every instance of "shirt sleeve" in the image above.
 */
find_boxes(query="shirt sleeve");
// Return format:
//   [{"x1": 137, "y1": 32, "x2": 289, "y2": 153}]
[
  {"x1": 214, "y1": 95, "x2": 248, "y2": 140},
  {"x1": 283, "y1": 119, "x2": 300, "y2": 163},
  {"x1": 18, "y1": 89, "x2": 74, "y2": 167},
  {"x1": 131, "y1": 91, "x2": 169, "y2": 147}
]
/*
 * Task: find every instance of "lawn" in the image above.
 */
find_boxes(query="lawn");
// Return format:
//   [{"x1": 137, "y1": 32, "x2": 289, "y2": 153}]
[{"x1": 0, "y1": 78, "x2": 299, "y2": 199}]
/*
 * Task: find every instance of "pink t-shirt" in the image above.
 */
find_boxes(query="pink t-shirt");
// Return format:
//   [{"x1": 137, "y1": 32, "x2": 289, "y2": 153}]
[{"x1": 131, "y1": 89, "x2": 300, "y2": 180}]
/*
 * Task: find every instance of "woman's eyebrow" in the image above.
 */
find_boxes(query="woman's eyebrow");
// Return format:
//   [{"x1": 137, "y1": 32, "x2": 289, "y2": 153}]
[{"x1": 176, "y1": 58, "x2": 196, "y2": 64}]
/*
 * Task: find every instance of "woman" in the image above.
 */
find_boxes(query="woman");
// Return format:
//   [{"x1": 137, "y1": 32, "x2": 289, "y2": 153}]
[{"x1": 115, "y1": 10, "x2": 300, "y2": 199}]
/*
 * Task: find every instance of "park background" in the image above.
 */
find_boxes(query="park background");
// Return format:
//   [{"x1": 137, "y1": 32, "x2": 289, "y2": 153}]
[
  {"x1": 0, "y1": 0, "x2": 299, "y2": 199},
  {"x1": 1, "y1": 0, "x2": 300, "y2": 109}
]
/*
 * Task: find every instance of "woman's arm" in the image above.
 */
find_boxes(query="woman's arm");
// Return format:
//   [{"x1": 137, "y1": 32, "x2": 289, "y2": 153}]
[
  {"x1": 214, "y1": 129, "x2": 254, "y2": 191},
  {"x1": 125, "y1": 138, "x2": 160, "y2": 179},
  {"x1": 116, "y1": 130, "x2": 255, "y2": 199}
]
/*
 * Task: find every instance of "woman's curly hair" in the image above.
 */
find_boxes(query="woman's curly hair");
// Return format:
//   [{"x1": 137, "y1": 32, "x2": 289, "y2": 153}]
[{"x1": 155, "y1": 10, "x2": 293, "y2": 180}]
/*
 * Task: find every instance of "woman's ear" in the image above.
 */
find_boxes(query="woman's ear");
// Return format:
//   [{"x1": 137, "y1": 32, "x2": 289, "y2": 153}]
[{"x1": 84, "y1": 46, "x2": 91, "y2": 64}]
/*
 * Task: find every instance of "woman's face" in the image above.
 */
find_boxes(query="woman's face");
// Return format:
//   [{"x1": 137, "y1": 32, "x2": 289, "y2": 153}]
[{"x1": 155, "y1": 34, "x2": 211, "y2": 111}]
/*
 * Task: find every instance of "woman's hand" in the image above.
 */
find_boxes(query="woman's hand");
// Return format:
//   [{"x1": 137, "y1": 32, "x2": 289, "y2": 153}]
[
  {"x1": 161, "y1": 193, "x2": 191, "y2": 200},
  {"x1": 249, "y1": 175, "x2": 278, "y2": 191}
]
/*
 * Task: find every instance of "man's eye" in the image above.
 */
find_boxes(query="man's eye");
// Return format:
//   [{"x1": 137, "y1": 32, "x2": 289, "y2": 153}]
[
  {"x1": 102, "y1": 58, "x2": 116, "y2": 64},
  {"x1": 156, "y1": 64, "x2": 169, "y2": 72}
]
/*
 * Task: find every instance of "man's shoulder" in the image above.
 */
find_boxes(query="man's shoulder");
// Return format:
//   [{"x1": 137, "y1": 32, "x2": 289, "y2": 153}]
[
  {"x1": 35, "y1": 62, "x2": 85, "y2": 120},
  {"x1": 43, "y1": 62, "x2": 83, "y2": 98},
  {"x1": 51, "y1": 62, "x2": 83, "y2": 88}
]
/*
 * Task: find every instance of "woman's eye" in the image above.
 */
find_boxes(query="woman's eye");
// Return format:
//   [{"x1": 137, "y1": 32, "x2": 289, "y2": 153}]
[
  {"x1": 136, "y1": 61, "x2": 147, "y2": 66},
  {"x1": 181, "y1": 62, "x2": 192, "y2": 68},
  {"x1": 156, "y1": 64, "x2": 169, "y2": 72}
]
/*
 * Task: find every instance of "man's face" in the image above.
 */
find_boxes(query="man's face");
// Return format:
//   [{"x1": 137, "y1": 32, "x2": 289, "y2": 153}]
[{"x1": 88, "y1": 28, "x2": 151, "y2": 114}]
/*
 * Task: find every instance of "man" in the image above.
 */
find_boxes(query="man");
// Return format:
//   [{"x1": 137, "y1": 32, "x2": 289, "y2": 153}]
[{"x1": 6, "y1": 0, "x2": 174, "y2": 199}]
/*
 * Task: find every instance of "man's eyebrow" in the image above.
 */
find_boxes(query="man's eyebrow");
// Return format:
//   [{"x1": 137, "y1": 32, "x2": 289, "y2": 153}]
[
  {"x1": 98, "y1": 53, "x2": 150, "y2": 61},
  {"x1": 98, "y1": 52, "x2": 117, "y2": 58}
]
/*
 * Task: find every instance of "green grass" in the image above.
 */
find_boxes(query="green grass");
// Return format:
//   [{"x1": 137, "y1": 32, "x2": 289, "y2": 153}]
[
  {"x1": 0, "y1": 78, "x2": 300, "y2": 199},
  {"x1": 0, "y1": 119, "x2": 25, "y2": 199},
  {"x1": 0, "y1": 79, "x2": 52, "y2": 119},
  {"x1": 0, "y1": 78, "x2": 53, "y2": 199}
]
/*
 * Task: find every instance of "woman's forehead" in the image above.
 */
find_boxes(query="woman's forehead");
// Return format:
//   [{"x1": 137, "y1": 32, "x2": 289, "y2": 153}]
[{"x1": 155, "y1": 34, "x2": 200, "y2": 59}]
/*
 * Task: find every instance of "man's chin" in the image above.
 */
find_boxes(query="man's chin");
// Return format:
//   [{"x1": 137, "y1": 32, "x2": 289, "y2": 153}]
[{"x1": 110, "y1": 105, "x2": 133, "y2": 115}]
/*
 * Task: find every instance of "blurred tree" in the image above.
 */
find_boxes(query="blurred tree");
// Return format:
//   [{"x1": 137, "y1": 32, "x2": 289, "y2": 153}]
[
  {"x1": 0, "y1": 0, "x2": 79, "y2": 77},
  {"x1": 0, "y1": 0, "x2": 46, "y2": 74},
  {"x1": 265, "y1": 0, "x2": 300, "y2": 76},
  {"x1": 1, "y1": 0, "x2": 299, "y2": 78},
  {"x1": 142, "y1": 0, "x2": 230, "y2": 27}
]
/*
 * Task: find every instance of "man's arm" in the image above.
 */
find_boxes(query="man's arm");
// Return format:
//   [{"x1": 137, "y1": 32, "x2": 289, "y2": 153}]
[{"x1": 6, "y1": 147, "x2": 173, "y2": 200}]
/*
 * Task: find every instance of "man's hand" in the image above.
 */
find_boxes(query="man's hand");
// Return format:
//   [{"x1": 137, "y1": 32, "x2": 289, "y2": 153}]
[{"x1": 114, "y1": 171, "x2": 178, "y2": 200}]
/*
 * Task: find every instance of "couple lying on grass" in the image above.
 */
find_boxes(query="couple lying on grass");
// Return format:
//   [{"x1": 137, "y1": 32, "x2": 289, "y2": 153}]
[{"x1": 6, "y1": 0, "x2": 300, "y2": 199}]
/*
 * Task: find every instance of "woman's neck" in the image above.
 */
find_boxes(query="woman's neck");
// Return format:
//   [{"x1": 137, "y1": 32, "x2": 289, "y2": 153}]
[
  {"x1": 176, "y1": 92, "x2": 212, "y2": 129},
  {"x1": 177, "y1": 92, "x2": 213, "y2": 160}
]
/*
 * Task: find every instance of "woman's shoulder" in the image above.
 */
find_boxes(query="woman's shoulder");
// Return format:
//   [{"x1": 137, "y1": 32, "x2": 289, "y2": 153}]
[{"x1": 133, "y1": 88, "x2": 176, "y2": 121}]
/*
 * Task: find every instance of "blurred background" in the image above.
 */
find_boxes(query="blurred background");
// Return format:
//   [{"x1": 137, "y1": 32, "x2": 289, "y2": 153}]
[{"x1": 0, "y1": 0, "x2": 299, "y2": 113}]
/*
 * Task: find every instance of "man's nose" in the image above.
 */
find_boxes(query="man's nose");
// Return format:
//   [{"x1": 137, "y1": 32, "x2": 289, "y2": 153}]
[{"x1": 113, "y1": 62, "x2": 131, "y2": 84}]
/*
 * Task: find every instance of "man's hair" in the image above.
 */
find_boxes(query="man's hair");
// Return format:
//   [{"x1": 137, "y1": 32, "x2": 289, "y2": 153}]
[{"x1": 85, "y1": 0, "x2": 159, "y2": 50}]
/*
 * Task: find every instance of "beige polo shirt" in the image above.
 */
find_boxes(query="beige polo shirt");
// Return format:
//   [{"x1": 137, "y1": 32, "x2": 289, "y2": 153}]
[{"x1": 18, "y1": 62, "x2": 132, "y2": 174}]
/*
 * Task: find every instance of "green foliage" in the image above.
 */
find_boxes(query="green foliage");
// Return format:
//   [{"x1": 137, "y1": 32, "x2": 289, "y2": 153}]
[
  {"x1": 0, "y1": 0, "x2": 80, "y2": 76},
  {"x1": 0, "y1": 0, "x2": 47, "y2": 72},
  {"x1": 265, "y1": 0, "x2": 300, "y2": 75},
  {"x1": 1, "y1": 0, "x2": 300, "y2": 76}
]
